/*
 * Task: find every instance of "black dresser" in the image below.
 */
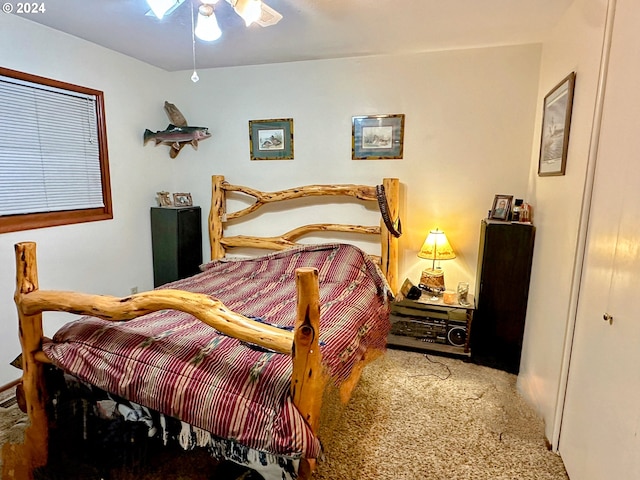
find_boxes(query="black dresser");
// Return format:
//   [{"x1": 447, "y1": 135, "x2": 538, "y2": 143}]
[
  {"x1": 471, "y1": 219, "x2": 535, "y2": 373},
  {"x1": 150, "y1": 206, "x2": 203, "y2": 287}
]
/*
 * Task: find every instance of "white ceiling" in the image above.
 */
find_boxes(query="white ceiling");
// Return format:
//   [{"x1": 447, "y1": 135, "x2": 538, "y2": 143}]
[{"x1": 17, "y1": 0, "x2": 574, "y2": 72}]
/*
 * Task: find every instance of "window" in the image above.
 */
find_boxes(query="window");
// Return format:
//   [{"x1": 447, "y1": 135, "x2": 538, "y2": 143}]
[{"x1": 0, "y1": 67, "x2": 112, "y2": 233}]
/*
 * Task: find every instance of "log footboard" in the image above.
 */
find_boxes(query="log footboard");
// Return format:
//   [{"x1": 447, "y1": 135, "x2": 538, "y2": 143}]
[{"x1": 5, "y1": 242, "x2": 324, "y2": 479}]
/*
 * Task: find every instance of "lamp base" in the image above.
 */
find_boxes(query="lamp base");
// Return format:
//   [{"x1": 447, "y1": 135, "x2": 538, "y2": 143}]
[{"x1": 419, "y1": 268, "x2": 445, "y2": 299}]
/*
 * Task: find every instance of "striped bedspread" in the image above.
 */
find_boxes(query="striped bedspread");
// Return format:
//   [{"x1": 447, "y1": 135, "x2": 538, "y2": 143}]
[{"x1": 43, "y1": 243, "x2": 391, "y2": 459}]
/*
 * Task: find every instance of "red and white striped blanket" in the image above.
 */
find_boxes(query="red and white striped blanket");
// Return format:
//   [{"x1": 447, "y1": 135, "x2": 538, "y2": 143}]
[{"x1": 43, "y1": 243, "x2": 391, "y2": 459}]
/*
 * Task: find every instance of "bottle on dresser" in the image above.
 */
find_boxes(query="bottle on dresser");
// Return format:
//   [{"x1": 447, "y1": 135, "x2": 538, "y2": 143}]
[{"x1": 512, "y1": 199, "x2": 523, "y2": 222}]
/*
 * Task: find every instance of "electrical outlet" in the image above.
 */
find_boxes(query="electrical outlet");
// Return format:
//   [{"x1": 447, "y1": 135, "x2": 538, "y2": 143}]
[{"x1": 130, "y1": 286, "x2": 138, "y2": 294}]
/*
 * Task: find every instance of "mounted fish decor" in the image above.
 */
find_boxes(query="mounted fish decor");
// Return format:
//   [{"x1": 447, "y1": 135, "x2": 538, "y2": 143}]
[{"x1": 143, "y1": 101, "x2": 211, "y2": 158}]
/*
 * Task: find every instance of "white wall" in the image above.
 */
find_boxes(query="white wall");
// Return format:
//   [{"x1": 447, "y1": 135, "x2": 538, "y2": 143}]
[
  {"x1": 0, "y1": 14, "x2": 175, "y2": 385},
  {"x1": 165, "y1": 45, "x2": 541, "y2": 288},
  {"x1": 0, "y1": 15, "x2": 542, "y2": 387},
  {"x1": 517, "y1": 0, "x2": 609, "y2": 442}
]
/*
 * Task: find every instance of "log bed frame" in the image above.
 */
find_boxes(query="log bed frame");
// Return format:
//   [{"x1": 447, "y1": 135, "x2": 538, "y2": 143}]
[{"x1": 3, "y1": 175, "x2": 400, "y2": 480}]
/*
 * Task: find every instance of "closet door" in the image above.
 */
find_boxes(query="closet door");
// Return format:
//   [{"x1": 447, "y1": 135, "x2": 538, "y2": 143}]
[{"x1": 559, "y1": 1, "x2": 640, "y2": 478}]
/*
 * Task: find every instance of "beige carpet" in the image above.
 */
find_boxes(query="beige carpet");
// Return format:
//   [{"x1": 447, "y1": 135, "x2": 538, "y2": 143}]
[
  {"x1": 314, "y1": 349, "x2": 568, "y2": 480},
  {"x1": 0, "y1": 349, "x2": 568, "y2": 479},
  {"x1": 0, "y1": 392, "x2": 27, "y2": 451}
]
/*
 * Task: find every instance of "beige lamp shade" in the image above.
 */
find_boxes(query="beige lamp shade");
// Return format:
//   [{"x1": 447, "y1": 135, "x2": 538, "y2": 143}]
[
  {"x1": 417, "y1": 229, "x2": 456, "y2": 294},
  {"x1": 418, "y1": 229, "x2": 456, "y2": 264}
]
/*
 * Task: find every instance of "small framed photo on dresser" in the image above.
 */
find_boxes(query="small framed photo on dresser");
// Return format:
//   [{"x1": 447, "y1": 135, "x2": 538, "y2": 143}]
[
  {"x1": 157, "y1": 191, "x2": 172, "y2": 207},
  {"x1": 173, "y1": 193, "x2": 193, "y2": 207},
  {"x1": 490, "y1": 194, "x2": 513, "y2": 221}
]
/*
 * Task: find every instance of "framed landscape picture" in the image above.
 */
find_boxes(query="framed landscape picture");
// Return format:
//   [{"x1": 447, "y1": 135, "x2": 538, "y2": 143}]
[
  {"x1": 249, "y1": 118, "x2": 294, "y2": 160},
  {"x1": 352, "y1": 114, "x2": 405, "y2": 160},
  {"x1": 538, "y1": 72, "x2": 576, "y2": 176}
]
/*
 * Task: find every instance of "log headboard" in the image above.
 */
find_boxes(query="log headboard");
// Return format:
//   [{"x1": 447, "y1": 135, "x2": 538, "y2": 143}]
[{"x1": 208, "y1": 176, "x2": 400, "y2": 294}]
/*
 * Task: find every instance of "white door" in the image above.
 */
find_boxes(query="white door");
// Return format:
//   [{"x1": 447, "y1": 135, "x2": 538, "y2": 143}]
[{"x1": 559, "y1": 1, "x2": 640, "y2": 478}]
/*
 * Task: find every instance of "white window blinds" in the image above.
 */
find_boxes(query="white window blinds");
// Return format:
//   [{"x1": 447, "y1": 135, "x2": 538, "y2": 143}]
[{"x1": 0, "y1": 75, "x2": 105, "y2": 216}]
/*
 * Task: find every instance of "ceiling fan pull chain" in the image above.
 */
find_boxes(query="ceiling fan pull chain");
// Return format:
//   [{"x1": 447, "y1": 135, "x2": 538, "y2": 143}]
[{"x1": 190, "y1": 1, "x2": 199, "y2": 82}]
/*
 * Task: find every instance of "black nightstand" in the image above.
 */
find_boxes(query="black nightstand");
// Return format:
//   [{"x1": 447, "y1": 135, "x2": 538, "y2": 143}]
[
  {"x1": 387, "y1": 283, "x2": 475, "y2": 358},
  {"x1": 150, "y1": 206, "x2": 203, "y2": 287}
]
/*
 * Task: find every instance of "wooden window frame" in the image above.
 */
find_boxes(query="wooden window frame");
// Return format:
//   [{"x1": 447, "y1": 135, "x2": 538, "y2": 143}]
[{"x1": 0, "y1": 67, "x2": 112, "y2": 234}]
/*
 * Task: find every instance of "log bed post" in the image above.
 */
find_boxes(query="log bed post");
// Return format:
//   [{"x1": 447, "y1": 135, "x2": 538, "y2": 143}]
[
  {"x1": 10, "y1": 242, "x2": 49, "y2": 474},
  {"x1": 381, "y1": 177, "x2": 400, "y2": 294},
  {"x1": 210, "y1": 174, "x2": 226, "y2": 260},
  {"x1": 290, "y1": 267, "x2": 326, "y2": 478}
]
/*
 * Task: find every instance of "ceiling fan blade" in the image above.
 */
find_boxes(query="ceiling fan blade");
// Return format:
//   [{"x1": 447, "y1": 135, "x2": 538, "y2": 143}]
[
  {"x1": 223, "y1": 0, "x2": 282, "y2": 27},
  {"x1": 256, "y1": 2, "x2": 283, "y2": 27},
  {"x1": 145, "y1": 0, "x2": 185, "y2": 18}
]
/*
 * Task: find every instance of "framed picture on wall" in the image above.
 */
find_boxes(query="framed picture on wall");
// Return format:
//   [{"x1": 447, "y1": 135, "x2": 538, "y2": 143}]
[
  {"x1": 538, "y1": 72, "x2": 576, "y2": 176},
  {"x1": 249, "y1": 118, "x2": 294, "y2": 160},
  {"x1": 352, "y1": 114, "x2": 405, "y2": 160},
  {"x1": 490, "y1": 194, "x2": 513, "y2": 221}
]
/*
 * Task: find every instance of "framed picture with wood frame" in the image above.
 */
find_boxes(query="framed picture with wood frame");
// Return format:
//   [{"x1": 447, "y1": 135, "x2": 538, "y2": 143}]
[
  {"x1": 249, "y1": 118, "x2": 294, "y2": 160},
  {"x1": 157, "y1": 191, "x2": 172, "y2": 207},
  {"x1": 538, "y1": 72, "x2": 576, "y2": 176},
  {"x1": 352, "y1": 114, "x2": 405, "y2": 160},
  {"x1": 173, "y1": 192, "x2": 193, "y2": 207},
  {"x1": 490, "y1": 194, "x2": 513, "y2": 221}
]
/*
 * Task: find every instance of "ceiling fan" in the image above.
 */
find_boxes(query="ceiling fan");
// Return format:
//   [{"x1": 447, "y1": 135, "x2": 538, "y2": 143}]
[
  {"x1": 146, "y1": 0, "x2": 283, "y2": 42},
  {"x1": 146, "y1": 0, "x2": 282, "y2": 82}
]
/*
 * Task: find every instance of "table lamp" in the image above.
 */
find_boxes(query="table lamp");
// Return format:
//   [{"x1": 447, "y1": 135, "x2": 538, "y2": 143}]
[{"x1": 417, "y1": 228, "x2": 456, "y2": 297}]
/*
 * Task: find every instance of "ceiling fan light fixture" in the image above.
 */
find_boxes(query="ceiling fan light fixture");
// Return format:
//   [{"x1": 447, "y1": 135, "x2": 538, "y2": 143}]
[
  {"x1": 255, "y1": 3, "x2": 282, "y2": 27},
  {"x1": 232, "y1": 0, "x2": 263, "y2": 26},
  {"x1": 146, "y1": 0, "x2": 179, "y2": 20},
  {"x1": 195, "y1": 5, "x2": 222, "y2": 42}
]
